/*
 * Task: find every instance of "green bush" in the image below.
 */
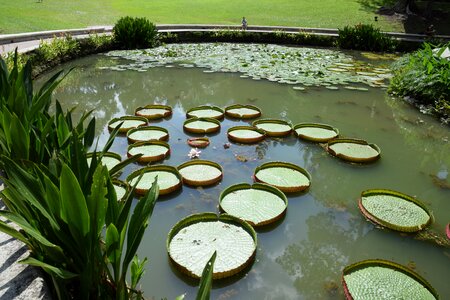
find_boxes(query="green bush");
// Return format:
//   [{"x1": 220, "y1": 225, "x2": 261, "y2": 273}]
[
  {"x1": 337, "y1": 24, "x2": 397, "y2": 52},
  {"x1": 389, "y1": 42, "x2": 450, "y2": 119},
  {"x1": 113, "y1": 17, "x2": 158, "y2": 49}
]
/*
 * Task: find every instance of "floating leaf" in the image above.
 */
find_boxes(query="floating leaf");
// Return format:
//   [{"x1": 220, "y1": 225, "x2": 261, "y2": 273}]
[
  {"x1": 327, "y1": 138, "x2": 380, "y2": 163},
  {"x1": 127, "y1": 141, "x2": 170, "y2": 163},
  {"x1": 225, "y1": 104, "x2": 261, "y2": 119},
  {"x1": 227, "y1": 126, "x2": 265, "y2": 144},
  {"x1": 252, "y1": 119, "x2": 292, "y2": 137},
  {"x1": 127, "y1": 126, "x2": 169, "y2": 143},
  {"x1": 108, "y1": 116, "x2": 147, "y2": 133},
  {"x1": 219, "y1": 183, "x2": 287, "y2": 226},
  {"x1": 135, "y1": 104, "x2": 172, "y2": 120},
  {"x1": 87, "y1": 152, "x2": 121, "y2": 171},
  {"x1": 183, "y1": 117, "x2": 221, "y2": 134},
  {"x1": 187, "y1": 137, "x2": 210, "y2": 148},
  {"x1": 254, "y1": 161, "x2": 310, "y2": 193},
  {"x1": 294, "y1": 123, "x2": 339, "y2": 142},
  {"x1": 167, "y1": 213, "x2": 257, "y2": 279},
  {"x1": 342, "y1": 259, "x2": 438, "y2": 300},
  {"x1": 178, "y1": 160, "x2": 223, "y2": 186},
  {"x1": 127, "y1": 165, "x2": 182, "y2": 196},
  {"x1": 186, "y1": 106, "x2": 224, "y2": 120},
  {"x1": 359, "y1": 189, "x2": 432, "y2": 233}
]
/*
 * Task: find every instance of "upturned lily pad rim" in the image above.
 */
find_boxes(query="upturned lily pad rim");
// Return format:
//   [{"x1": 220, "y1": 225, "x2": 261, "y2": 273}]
[
  {"x1": 293, "y1": 123, "x2": 340, "y2": 142},
  {"x1": 126, "y1": 165, "x2": 182, "y2": 196},
  {"x1": 135, "y1": 104, "x2": 172, "y2": 119},
  {"x1": 254, "y1": 161, "x2": 311, "y2": 193},
  {"x1": 227, "y1": 126, "x2": 266, "y2": 144},
  {"x1": 107, "y1": 115, "x2": 148, "y2": 133},
  {"x1": 252, "y1": 119, "x2": 293, "y2": 137},
  {"x1": 342, "y1": 259, "x2": 439, "y2": 300},
  {"x1": 224, "y1": 104, "x2": 262, "y2": 119},
  {"x1": 126, "y1": 126, "x2": 169, "y2": 143},
  {"x1": 358, "y1": 189, "x2": 433, "y2": 233},
  {"x1": 219, "y1": 182, "x2": 288, "y2": 227},
  {"x1": 187, "y1": 137, "x2": 210, "y2": 148},
  {"x1": 183, "y1": 117, "x2": 221, "y2": 134},
  {"x1": 112, "y1": 179, "x2": 130, "y2": 201},
  {"x1": 327, "y1": 138, "x2": 381, "y2": 163},
  {"x1": 166, "y1": 212, "x2": 257, "y2": 279},
  {"x1": 186, "y1": 105, "x2": 225, "y2": 120},
  {"x1": 127, "y1": 140, "x2": 170, "y2": 163},
  {"x1": 177, "y1": 159, "x2": 223, "y2": 187},
  {"x1": 446, "y1": 223, "x2": 450, "y2": 240}
]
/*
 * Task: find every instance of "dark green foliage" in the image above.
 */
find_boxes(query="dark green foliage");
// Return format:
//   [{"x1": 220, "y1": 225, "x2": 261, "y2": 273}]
[
  {"x1": 389, "y1": 42, "x2": 450, "y2": 120},
  {"x1": 337, "y1": 24, "x2": 397, "y2": 52},
  {"x1": 113, "y1": 16, "x2": 158, "y2": 49}
]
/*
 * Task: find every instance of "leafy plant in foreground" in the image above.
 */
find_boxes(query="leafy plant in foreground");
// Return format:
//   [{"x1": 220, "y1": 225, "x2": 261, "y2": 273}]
[{"x1": 113, "y1": 17, "x2": 158, "y2": 49}]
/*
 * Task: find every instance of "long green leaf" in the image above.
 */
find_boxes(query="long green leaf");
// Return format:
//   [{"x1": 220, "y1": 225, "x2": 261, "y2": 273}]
[
  {"x1": 196, "y1": 251, "x2": 216, "y2": 300},
  {"x1": 87, "y1": 164, "x2": 108, "y2": 236},
  {"x1": 105, "y1": 223, "x2": 121, "y2": 281},
  {"x1": 0, "y1": 220, "x2": 31, "y2": 247},
  {"x1": 21, "y1": 257, "x2": 77, "y2": 279}
]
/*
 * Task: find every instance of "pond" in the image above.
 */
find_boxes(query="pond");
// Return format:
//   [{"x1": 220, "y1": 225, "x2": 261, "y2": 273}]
[{"x1": 38, "y1": 44, "x2": 450, "y2": 299}]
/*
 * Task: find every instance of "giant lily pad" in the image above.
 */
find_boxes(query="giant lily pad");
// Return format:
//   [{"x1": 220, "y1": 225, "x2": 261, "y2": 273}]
[
  {"x1": 108, "y1": 116, "x2": 147, "y2": 133},
  {"x1": 112, "y1": 179, "x2": 129, "y2": 201},
  {"x1": 87, "y1": 152, "x2": 121, "y2": 171},
  {"x1": 219, "y1": 183, "x2": 287, "y2": 226},
  {"x1": 254, "y1": 161, "x2": 311, "y2": 193},
  {"x1": 342, "y1": 259, "x2": 438, "y2": 300},
  {"x1": 135, "y1": 104, "x2": 172, "y2": 120},
  {"x1": 127, "y1": 141, "x2": 170, "y2": 163},
  {"x1": 252, "y1": 119, "x2": 292, "y2": 137},
  {"x1": 327, "y1": 138, "x2": 380, "y2": 163},
  {"x1": 178, "y1": 160, "x2": 223, "y2": 186},
  {"x1": 358, "y1": 189, "x2": 432, "y2": 233},
  {"x1": 167, "y1": 213, "x2": 257, "y2": 279},
  {"x1": 227, "y1": 126, "x2": 265, "y2": 144},
  {"x1": 127, "y1": 165, "x2": 182, "y2": 196},
  {"x1": 183, "y1": 117, "x2": 221, "y2": 134},
  {"x1": 127, "y1": 126, "x2": 169, "y2": 143},
  {"x1": 294, "y1": 123, "x2": 339, "y2": 142},
  {"x1": 187, "y1": 137, "x2": 210, "y2": 148},
  {"x1": 186, "y1": 105, "x2": 224, "y2": 120},
  {"x1": 225, "y1": 104, "x2": 261, "y2": 119}
]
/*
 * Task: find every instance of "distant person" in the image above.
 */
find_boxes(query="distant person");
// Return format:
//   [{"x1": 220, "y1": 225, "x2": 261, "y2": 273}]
[{"x1": 241, "y1": 17, "x2": 248, "y2": 30}]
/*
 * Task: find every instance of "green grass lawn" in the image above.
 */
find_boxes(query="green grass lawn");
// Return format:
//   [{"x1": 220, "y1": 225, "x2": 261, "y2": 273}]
[{"x1": 0, "y1": 0, "x2": 404, "y2": 34}]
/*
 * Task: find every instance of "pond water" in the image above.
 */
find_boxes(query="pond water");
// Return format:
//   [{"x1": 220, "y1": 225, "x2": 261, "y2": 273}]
[{"x1": 38, "y1": 45, "x2": 450, "y2": 300}]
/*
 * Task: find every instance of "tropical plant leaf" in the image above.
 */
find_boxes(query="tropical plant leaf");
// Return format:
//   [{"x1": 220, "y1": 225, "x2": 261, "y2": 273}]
[
  {"x1": 195, "y1": 251, "x2": 216, "y2": 300},
  {"x1": 21, "y1": 257, "x2": 77, "y2": 279}
]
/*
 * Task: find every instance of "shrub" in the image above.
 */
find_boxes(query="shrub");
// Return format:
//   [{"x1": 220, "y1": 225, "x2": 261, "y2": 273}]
[
  {"x1": 113, "y1": 17, "x2": 158, "y2": 49},
  {"x1": 337, "y1": 24, "x2": 397, "y2": 52},
  {"x1": 389, "y1": 42, "x2": 450, "y2": 120}
]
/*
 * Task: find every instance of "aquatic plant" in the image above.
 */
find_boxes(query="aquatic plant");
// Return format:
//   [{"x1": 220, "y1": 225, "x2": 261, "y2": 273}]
[
  {"x1": 327, "y1": 138, "x2": 380, "y2": 163},
  {"x1": 178, "y1": 160, "x2": 223, "y2": 186},
  {"x1": 254, "y1": 161, "x2": 311, "y2": 193}
]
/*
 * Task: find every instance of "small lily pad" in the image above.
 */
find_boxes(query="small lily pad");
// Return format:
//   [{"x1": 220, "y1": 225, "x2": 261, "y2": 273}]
[
  {"x1": 178, "y1": 160, "x2": 223, "y2": 186},
  {"x1": 135, "y1": 105, "x2": 172, "y2": 120},
  {"x1": 327, "y1": 138, "x2": 380, "y2": 163},
  {"x1": 183, "y1": 117, "x2": 221, "y2": 134},
  {"x1": 294, "y1": 123, "x2": 339, "y2": 142},
  {"x1": 254, "y1": 161, "x2": 311, "y2": 193},
  {"x1": 127, "y1": 165, "x2": 182, "y2": 196},
  {"x1": 225, "y1": 104, "x2": 262, "y2": 119},
  {"x1": 127, "y1": 141, "x2": 170, "y2": 163},
  {"x1": 227, "y1": 126, "x2": 266, "y2": 144},
  {"x1": 186, "y1": 106, "x2": 224, "y2": 120},
  {"x1": 252, "y1": 119, "x2": 292, "y2": 137},
  {"x1": 343, "y1": 259, "x2": 438, "y2": 300},
  {"x1": 87, "y1": 152, "x2": 121, "y2": 171},
  {"x1": 359, "y1": 189, "x2": 432, "y2": 233},
  {"x1": 127, "y1": 126, "x2": 169, "y2": 143},
  {"x1": 167, "y1": 213, "x2": 257, "y2": 279},
  {"x1": 219, "y1": 183, "x2": 287, "y2": 226},
  {"x1": 187, "y1": 137, "x2": 210, "y2": 148},
  {"x1": 108, "y1": 116, "x2": 147, "y2": 133}
]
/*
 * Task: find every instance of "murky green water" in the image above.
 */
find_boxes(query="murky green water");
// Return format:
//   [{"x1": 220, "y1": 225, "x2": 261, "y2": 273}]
[{"x1": 38, "y1": 49, "x2": 450, "y2": 300}]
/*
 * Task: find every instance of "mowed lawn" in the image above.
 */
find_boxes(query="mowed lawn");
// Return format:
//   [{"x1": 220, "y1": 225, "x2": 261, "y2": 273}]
[{"x1": 0, "y1": 0, "x2": 404, "y2": 34}]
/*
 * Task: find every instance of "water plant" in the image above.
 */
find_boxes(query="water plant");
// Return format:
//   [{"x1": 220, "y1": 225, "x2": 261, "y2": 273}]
[
  {"x1": 135, "y1": 104, "x2": 172, "y2": 120},
  {"x1": 254, "y1": 161, "x2": 311, "y2": 193},
  {"x1": 327, "y1": 138, "x2": 381, "y2": 163},
  {"x1": 178, "y1": 160, "x2": 223, "y2": 186},
  {"x1": 293, "y1": 123, "x2": 339, "y2": 142}
]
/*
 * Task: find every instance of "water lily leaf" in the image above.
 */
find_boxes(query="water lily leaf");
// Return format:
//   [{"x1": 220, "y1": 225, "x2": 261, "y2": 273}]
[
  {"x1": 127, "y1": 126, "x2": 169, "y2": 143},
  {"x1": 127, "y1": 165, "x2": 182, "y2": 196},
  {"x1": 252, "y1": 119, "x2": 292, "y2": 137},
  {"x1": 135, "y1": 104, "x2": 172, "y2": 120},
  {"x1": 108, "y1": 116, "x2": 147, "y2": 133},
  {"x1": 219, "y1": 183, "x2": 287, "y2": 226},
  {"x1": 225, "y1": 104, "x2": 261, "y2": 119},
  {"x1": 183, "y1": 117, "x2": 221, "y2": 134},
  {"x1": 227, "y1": 126, "x2": 265, "y2": 144},
  {"x1": 254, "y1": 161, "x2": 311, "y2": 193},
  {"x1": 446, "y1": 223, "x2": 450, "y2": 240},
  {"x1": 167, "y1": 213, "x2": 257, "y2": 279},
  {"x1": 127, "y1": 141, "x2": 170, "y2": 163},
  {"x1": 294, "y1": 123, "x2": 339, "y2": 142},
  {"x1": 87, "y1": 152, "x2": 121, "y2": 171},
  {"x1": 327, "y1": 138, "x2": 380, "y2": 163},
  {"x1": 186, "y1": 106, "x2": 224, "y2": 120},
  {"x1": 342, "y1": 259, "x2": 438, "y2": 300},
  {"x1": 178, "y1": 160, "x2": 223, "y2": 186},
  {"x1": 358, "y1": 189, "x2": 432, "y2": 233},
  {"x1": 187, "y1": 137, "x2": 210, "y2": 148}
]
